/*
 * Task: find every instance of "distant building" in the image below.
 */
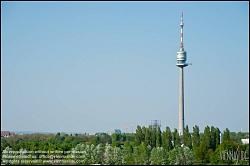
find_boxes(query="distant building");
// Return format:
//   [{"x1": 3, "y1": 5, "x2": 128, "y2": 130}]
[
  {"x1": 241, "y1": 138, "x2": 249, "y2": 144},
  {"x1": 1, "y1": 131, "x2": 15, "y2": 137}
]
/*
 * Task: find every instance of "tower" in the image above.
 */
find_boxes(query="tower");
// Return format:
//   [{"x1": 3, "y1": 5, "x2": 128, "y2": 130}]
[{"x1": 176, "y1": 12, "x2": 190, "y2": 136}]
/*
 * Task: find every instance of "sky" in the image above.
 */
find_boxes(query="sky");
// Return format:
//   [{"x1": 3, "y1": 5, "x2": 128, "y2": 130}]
[{"x1": 1, "y1": 1, "x2": 249, "y2": 134}]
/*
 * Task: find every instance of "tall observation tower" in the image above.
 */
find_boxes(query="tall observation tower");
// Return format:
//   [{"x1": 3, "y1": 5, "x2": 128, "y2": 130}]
[{"x1": 176, "y1": 12, "x2": 190, "y2": 136}]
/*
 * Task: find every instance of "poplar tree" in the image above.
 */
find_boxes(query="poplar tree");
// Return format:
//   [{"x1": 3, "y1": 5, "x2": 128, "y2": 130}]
[
  {"x1": 162, "y1": 127, "x2": 173, "y2": 151},
  {"x1": 222, "y1": 128, "x2": 230, "y2": 143},
  {"x1": 150, "y1": 126, "x2": 156, "y2": 148},
  {"x1": 135, "y1": 125, "x2": 144, "y2": 145},
  {"x1": 156, "y1": 126, "x2": 162, "y2": 147},
  {"x1": 172, "y1": 128, "x2": 181, "y2": 147},
  {"x1": 145, "y1": 128, "x2": 151, "y2": 147},
  {"x1": 192, "y1": 125, "x2": 200, "y2": 148},
  {"x1": 215, "y1": 127, "x2": 220, "y2": 148},
  {"x1": 183, "y1": 125, "x2": 192, "y2": 149},
  {"x1": 197, "y1": 126, "x2": 212, "y2": 163},
  {"x1": 210, "y1": 126, "x2": 216, "y2": 151}
]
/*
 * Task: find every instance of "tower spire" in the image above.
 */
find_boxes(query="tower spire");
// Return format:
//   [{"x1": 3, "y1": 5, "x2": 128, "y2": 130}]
[{"x1": 180, "y1": 11, "x2": 184, "y2": 50}]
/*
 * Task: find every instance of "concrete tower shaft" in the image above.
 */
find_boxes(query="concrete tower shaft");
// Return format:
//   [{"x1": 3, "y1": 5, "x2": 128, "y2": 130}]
[{"x1": 178, "y1": 67, "x2": 184, "y2": 136}]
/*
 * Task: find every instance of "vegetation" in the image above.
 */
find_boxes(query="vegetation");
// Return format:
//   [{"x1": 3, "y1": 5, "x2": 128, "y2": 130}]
[{"x1": 1, "y1": 126, "x2": 249, "y2": 165}]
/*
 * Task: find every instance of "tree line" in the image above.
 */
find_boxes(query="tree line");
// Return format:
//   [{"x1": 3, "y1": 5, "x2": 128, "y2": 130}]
[{"x1": 1, "y1": 125, "x2": 249, "y2": 165}]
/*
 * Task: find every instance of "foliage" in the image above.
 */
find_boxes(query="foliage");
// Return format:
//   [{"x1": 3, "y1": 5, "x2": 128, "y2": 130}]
[
  {"x1": 133, "y1": 143, "x2": 149, "y2": 165},
  {"x1": 168, "y1": 146, "x2": 194, "y2": 165},
  {"x1": 1, "y1": 126, "x2": 249, "y2": 165},
  {"x1": 172, "y1": 128, "x2": 181, "y2": 147},
  {"x1": 183, "y1": 125, "x2": 192, "y2": 149},
  {"x1": 222, "y1": 128, "x2": 231, "y2": 143},
  {"x1": 162, "y1": 126, "x2": 173, "y2": 152},
  {"x1": 156, "y1": 126, "x2": 162, "y2": 148},
  {"x1": 149, "y1": 147, "x2": 168, "y2": 165},
  {"x1": 121, "y1": 142, "x2": 134, "y2": 165},
  {"x1": 135, "y1": 125, "x2": 144, "y2": 145}
]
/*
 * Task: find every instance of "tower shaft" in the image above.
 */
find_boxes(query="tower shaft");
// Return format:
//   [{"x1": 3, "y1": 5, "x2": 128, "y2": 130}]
[{"x1": 178, "y1": 67, "x2": 184, "y2": 136}]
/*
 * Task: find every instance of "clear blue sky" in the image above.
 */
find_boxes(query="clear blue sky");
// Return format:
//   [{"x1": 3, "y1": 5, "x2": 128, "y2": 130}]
[{"x1": 1, "y1": 1, "x2": 249, "y2": 134}]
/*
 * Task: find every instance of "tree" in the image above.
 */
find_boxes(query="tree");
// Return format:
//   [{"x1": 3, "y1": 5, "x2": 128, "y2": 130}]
[
  {"x1": 172, "y1": 128, "x2": 181, "y2": 147},
  {"x1": 215, "y1": 127, "x2": 221, "y2": 148},
  {"x1": 111, "y1": 132, "x2": 121, "y2": 147},
  {"x1": 135, "y1": 125, "x2": 144, "y2": 145},
  {"x1": 71, "y1": 143, "x2": 95, "y2": 165},
  {"x1": 162, "y1": 127, "x2": 173, "y2": 152},
  {"x1": 133, "y1": 143, "x2": 149, "y2": 165},
  {"x1": 121, "y1": 142, "x2": 134, "y2": 165},
  {"x1": 150, "y1": 126, "x2": 157, "y2": 148},
  {"x1": 71, "y1": 143, "x2": 85, "y2": 164},
  {"x1": 2, "y1": 146, "x2": 13, "y2": 165},
  {"x1": 87, "y1": 144, "x2": 96, "y2": 164},
  {"x1": 1, "y1": 139, "x2": 10, "y2": 153},
  {"x1": 192, "y1": 125, "x2": 200, "y2": 162},
  {"x1": 192, "y1": 125, "x2": 200, "y2": 148},
  {"x1": 210, "y1": 126, "x2": 217, "y2": 151},
  {"x1": 222, "y1": 128, "x2": 230, "y2": 143},
  {"x1": 197, "y1": 139, "x2": 210, "y2": 163},
  {"x1": 18, "y1": 148, "x2": 31, "y2": 165},
  {"x1": 95, "y1": 133, "x2": 112, "y2": 144},
  {"x1": 93, "y1": 143, "x2": 104, "y2": 164},
  {"x1": 145, "y1": 128, "x2": 151, "y2": 147},
  {"x1": 215, "y1": 127, "x2": 220, "y2": 148},
  {"x1": 156, "y1": 126, "x2": 162, "y2": 147},
  {"x1": 209, "y1": 144, "x2": 223, "y2": 164},
  {"x1": 183, "y1": 125, "x2": 192, "y2": 149},
  {"x1": 142, "y1": 126, "x2": 147, "y2": 139},
  {"x1": 149, "y1": 147, "x2": 168, "y2": 165},
  {"x1": 221, "y1": 128, "x2": 239, "y2": 153},
  {"x1": 113, "y1": 147, "x2": 123, "y2": 165},
  {"x1": 204, "y1": 126, "x2": 212, "y2": 149},
  {"x1": 103, "y1": 143, "x2": 114, "y2": 165},
  {"x1": 196, "y1": 126, "x2": 213, "y2": 163},
  {"x1": 168, "y1": 146, "x2": 194, "y2": 165}
]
